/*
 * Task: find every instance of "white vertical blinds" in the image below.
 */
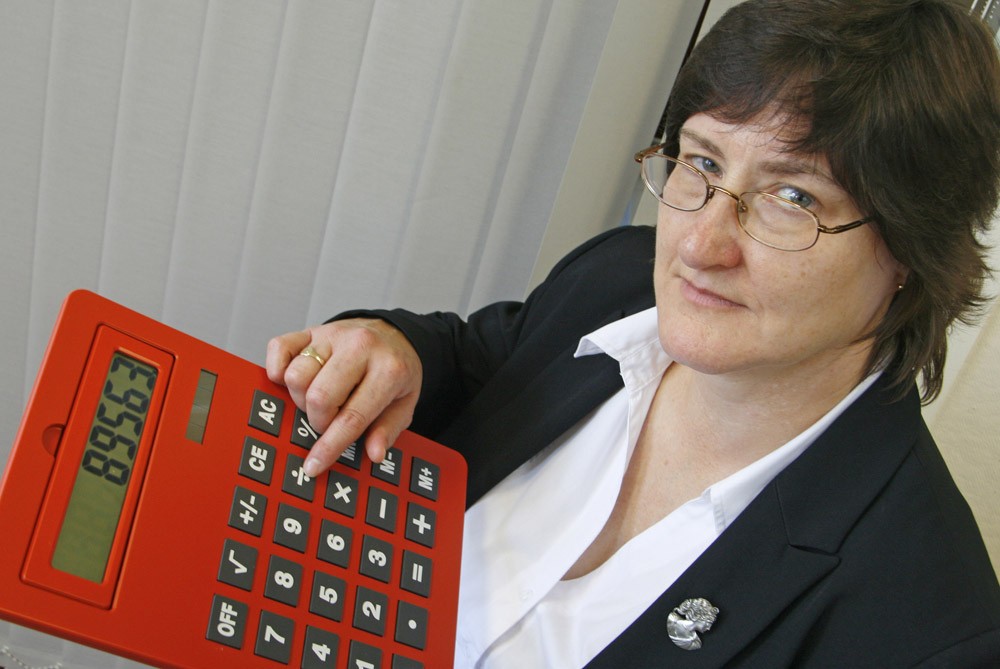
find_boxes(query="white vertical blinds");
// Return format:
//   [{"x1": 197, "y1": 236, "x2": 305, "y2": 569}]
[{"x1": 0, "y1": 0, "x2": 704, "y2": 665}]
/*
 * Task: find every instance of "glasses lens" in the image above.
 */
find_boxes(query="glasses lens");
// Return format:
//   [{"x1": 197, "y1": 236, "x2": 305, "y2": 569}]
[
  {"x1": 738, "y1": 192, "x2": 819, "y2": 251},
  {"x1": 642, "y1": 155, "x2": 707, "y2": 211}
]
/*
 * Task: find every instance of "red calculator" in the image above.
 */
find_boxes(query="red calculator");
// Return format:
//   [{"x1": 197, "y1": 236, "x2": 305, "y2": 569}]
[{"x1": 0, "y1": 290, "x2": 466, "y2": 669}]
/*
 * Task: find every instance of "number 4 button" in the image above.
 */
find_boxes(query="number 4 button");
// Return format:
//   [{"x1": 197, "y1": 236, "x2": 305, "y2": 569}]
[{"x1": 302, "y1": 626, "x2": 340, "y2": 669}]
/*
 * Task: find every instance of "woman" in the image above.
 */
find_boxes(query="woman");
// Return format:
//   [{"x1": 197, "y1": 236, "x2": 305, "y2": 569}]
[{"x1": 268, "y1": 0, "x2": 1000, "y2": 665}]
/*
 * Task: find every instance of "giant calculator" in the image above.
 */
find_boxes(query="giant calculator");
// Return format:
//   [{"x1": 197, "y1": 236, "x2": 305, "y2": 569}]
[{"x1": 0, "y1": 290, "x2": 466, "y2": 668}]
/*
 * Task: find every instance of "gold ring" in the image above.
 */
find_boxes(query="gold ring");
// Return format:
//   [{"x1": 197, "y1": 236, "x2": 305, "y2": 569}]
[{"x1": 299, "y1": 345, "x2": 325, "y2": 367}]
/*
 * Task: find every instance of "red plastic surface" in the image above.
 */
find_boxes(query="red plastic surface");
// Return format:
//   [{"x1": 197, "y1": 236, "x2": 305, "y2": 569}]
[{"x1": 0, "y1": 290, "x2": 466, "y2": 669}]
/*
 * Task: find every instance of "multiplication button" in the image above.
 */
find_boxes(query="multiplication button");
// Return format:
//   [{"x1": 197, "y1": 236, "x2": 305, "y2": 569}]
[{"x1": 325, "y1": 471, "x2": 358, "y2": 517}]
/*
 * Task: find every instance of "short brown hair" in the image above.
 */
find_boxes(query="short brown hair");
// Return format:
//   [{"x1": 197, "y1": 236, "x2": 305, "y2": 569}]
[{"x1": 662, "y1": 0, "x2": 1000, "y2": 402}]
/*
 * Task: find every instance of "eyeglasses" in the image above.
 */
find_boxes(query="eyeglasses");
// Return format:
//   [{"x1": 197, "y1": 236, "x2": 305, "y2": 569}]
[{"x1": 634, "y1": 145, "x2": 869, "y2": 252}]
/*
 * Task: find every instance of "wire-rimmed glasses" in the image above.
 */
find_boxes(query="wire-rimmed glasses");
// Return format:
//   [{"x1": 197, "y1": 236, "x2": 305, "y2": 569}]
[{"x1": 634, "y1": 145, "x2": 869, "y2": 251}]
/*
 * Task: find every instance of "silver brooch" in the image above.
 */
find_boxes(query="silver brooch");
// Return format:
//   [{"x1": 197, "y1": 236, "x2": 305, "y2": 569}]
[{"x1": 667, "y1": 597, "x2": 720, "y2": 651}]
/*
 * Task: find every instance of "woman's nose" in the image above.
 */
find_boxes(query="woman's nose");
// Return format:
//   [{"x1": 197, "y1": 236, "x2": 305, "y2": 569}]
[{"x1": 673, "y1": 188, "x2": 744, "y2": 269}]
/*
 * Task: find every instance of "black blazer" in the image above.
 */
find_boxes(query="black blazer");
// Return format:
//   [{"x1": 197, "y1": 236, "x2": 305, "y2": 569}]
[{"x1": 341, "y1": 225, "x2": 1000, "y2": 667}]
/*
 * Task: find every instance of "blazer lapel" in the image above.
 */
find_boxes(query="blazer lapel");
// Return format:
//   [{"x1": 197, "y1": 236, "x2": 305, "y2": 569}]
[
  {"x1": 587, "y1": 485, "x2": 840, "y2": 667},
  {"x1": 447, "y1": 341, "x2": 625, "y2": 506},
  {"x1": 587, "y1": 378, "x2": 922, "y2": 667}
]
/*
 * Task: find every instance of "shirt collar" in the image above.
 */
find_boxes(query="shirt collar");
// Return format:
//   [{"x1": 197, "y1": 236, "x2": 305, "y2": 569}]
[
  {"x1": 573, "y1": 305, "x2": 882, "y2": 535},
  {"x1": 575, "y1": 307, "x2": 670, "y2": 392}
]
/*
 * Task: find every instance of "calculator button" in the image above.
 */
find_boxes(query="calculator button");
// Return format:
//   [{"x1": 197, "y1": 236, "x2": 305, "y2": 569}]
[
  {"x1": 325, "y1": 471, "x2": 358, "y2": 517},
  {"x1": 353, "y1": 586, "x2": 389, "y2": 636},
  {"x1": 409, "y1": 458, "x2": 439, "y2": 501},
  {"x1": 370, "y1": 447, "x2": 402, "y2": 486},
  {"x1": 359, "y1": 535, "x2": 394, "y2": 584},
  {"x1": 302, "y1": 626, "x2": 340, "y2": 669},
  {"x1": 337, "y1": 439, "x2": 363, "y2": 470},
  {"x1": 249, "y1": 390, "x2": 284, "y2": 436},
  {"x1": 207, "y1": 594, "x2": 249, "y2": 649},
  {"x1": 239, "y1": 437, "x2": 276, "y2": 485},
  {"x1": 391, "y1": 656, "x2": 423, "y2": 669},
  {"x1": 309, "y1": 570, "x2": 347, "y2": 622},
  {"x1": 400, "y1": 551, "x2": 432, "y2": 598},
  {"x1": 348, "y1": 640, "x2": 383, "y2": 669},
  {"x1": 218, "y1": 538, "x2": 258, "y2": 591},
  {"x1": 365, "y1": 487, "x2": 398, "y2": 532},
  {"x1": 317, "y1": 519, "x2": 353, "y2": 568},
  {"x1": 255, "y1": 610, "x2": 295, "y2": 663},
  {"x1": 404, "y1": 503, "x2": 436, "y2": 548},
  {"x1": 394, "y1": 601, "x2": 428, "y2": 651},
  {"x1": 290, "y1": 408, "x2": 319, "y2": 449},
  {"x1": 274, "y1": 502, "x2": 311, "y2": 553},
  {"x1": 265, "y1": 555, "x2": 303, "y2": 607},
  {"x1": 282, "y1": 453, "x2": 316, "y2": 501},
  {"x1": 229, "y1": 486, "x2": 267, "y2": 537}
]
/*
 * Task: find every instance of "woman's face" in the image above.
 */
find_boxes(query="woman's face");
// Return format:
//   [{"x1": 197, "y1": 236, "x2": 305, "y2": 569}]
[{"x1": 654, "y1": 113, "x2": 907, "y2": 383}]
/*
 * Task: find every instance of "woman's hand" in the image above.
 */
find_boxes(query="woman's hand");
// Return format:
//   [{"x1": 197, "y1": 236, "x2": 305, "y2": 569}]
[{"x1": 265, "y1": 318, "x2": 423, "y2": 477}]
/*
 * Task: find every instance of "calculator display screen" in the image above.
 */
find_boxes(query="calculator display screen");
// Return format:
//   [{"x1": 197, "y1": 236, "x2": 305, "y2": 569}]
[{"x1": 51, "y1": 352, "x2": 158, "y2": 582}]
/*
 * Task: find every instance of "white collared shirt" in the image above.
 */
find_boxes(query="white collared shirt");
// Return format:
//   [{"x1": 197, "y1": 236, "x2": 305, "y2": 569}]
[{"x1": 454, "y1": 307, "x2": 879, "y2": 668}]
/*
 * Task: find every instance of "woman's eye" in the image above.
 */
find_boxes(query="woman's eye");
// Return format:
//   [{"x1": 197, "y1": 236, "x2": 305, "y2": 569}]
[
  {"x1": 690, "y1": 156, "x2": 721, "y2": 175},
  {"x1": 775, "y1": 185, "x2": 816, "y2": 209}
]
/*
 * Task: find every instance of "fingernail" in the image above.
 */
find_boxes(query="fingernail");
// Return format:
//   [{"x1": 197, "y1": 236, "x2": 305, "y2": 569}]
[
  {"x1": 368, "y1": 442, "x2": 385, "y2": 463},
  {"x1": 303, "y1": 457, "x2": 322, "y2": 478}
]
